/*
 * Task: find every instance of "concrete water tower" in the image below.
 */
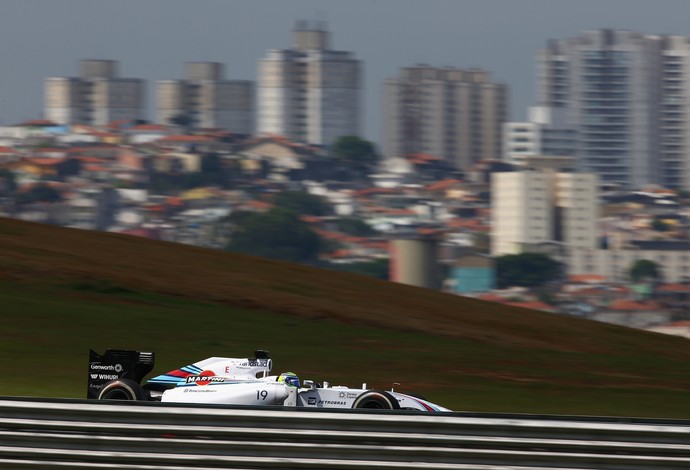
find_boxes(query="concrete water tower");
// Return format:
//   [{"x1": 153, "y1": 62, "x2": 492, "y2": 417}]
[{"x1": 389, "y1": 236, "x2": 441, "y2": 290}]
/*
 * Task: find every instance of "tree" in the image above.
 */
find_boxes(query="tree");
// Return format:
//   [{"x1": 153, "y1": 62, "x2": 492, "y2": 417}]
[
  {"x1": 651, "y1": 218, "x2": 670, "y2": 232},
  {"x1": 629, "y1": 259, "x2": 661, "y2": 282},
  {"x1": 199, "y1": 153, "x2": 229, "y2": 187},
  {"x1": 677, "y1": 189, "x2": 690, "y2": 199},
  {"x1": 0, "y1": 170, "x2": 17, "y2": 194},
  {"x1": 226, "y1": 207, "x2": 321, "y2": 263},
  {"x1": 336, "y1": 217, "x2": 375, "y2": 236},
  {"x1": 169, "y1": 113, "x2": 194, "y2": 130},
  {"x1": 472, "y1": 232, "x2": 491, "y2": 254},
  {"x1": 16, "y1": 183, "x2": 62, "y2": 204},
  {"x1": 495, "y1": 253, "x2": 562, "y2": 289},
  {"x1": 273, "y1": 190, "x2": 330, "y2": 216},
  {"x1": 328, "y1": 259, "x2": 389, "y2": 280},
  {"x1": 332, "y1": 136, "x2": 379, "y2": 175}
]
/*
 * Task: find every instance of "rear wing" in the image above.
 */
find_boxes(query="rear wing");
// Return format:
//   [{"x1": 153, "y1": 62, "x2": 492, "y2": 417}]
[{"x1": 87, "y1": 349, "x2": 155, "y2": 399}]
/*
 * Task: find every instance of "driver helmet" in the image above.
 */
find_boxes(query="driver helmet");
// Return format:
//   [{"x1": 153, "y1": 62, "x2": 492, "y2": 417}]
[{"x1": 277, "y1": 372, "x2": 300, "y2": 388}]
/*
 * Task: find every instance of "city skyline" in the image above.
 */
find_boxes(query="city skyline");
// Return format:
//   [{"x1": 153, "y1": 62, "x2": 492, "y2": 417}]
[{"x1": 2, "y1": 0, "x2": 690, "y2": 144}]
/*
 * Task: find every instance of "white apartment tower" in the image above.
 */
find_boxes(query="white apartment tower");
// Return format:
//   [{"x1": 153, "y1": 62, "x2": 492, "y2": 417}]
[
  {"x1": 658, "y1": 36, "x2": 690, "y2": 189},
  {"x1": 537, "y1": 30, "x2": 690, "y2": 190},
  {"x1": 491, "y1": 170, "x2": 599, "y2": 256},
  {"x1": 503, "y1": 106, "x2": 578, "y2": 166},
  {"x1": 157, "y1": 62, "x2": 254, "y2": 133},
  {"x1": 44, "y1": 60, "x2": 144, "y2": 126},
  {"x1": 257, "y1": 21, "x2": 361, "y2": 146},
  {"x1": 382, "y1": 66, "x2": 508, "y2": 171}
]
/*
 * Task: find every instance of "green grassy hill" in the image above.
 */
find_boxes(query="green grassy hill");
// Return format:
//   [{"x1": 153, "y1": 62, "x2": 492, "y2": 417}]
[{"x1": 2, "y1": 217, "x2": 690, "y2": 417}]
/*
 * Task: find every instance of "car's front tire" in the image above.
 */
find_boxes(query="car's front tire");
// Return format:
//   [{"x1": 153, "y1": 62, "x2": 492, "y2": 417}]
[
  {"x1": 352, "y1": 390, "x2": 400, "y2": 410},
  {"x1": 98, "y1": 378, "x2": 148, "y2": 401}
]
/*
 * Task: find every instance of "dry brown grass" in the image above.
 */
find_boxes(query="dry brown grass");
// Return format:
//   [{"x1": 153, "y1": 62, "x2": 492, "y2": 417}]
[{"x1": 0, "y1": 216, "x2": 685, "y2": 357}]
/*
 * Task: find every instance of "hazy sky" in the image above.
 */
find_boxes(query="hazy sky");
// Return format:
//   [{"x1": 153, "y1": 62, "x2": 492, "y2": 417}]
[{"x1": 2, "y1": 0, "x2": 689, "y2": 143}]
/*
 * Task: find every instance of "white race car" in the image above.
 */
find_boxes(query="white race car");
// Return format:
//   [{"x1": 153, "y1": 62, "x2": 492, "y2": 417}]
[{"x1": 88, "y1": 349, "x2": 450, "y2": 412}]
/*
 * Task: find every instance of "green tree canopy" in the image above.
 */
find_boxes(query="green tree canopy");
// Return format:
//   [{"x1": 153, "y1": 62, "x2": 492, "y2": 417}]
[
  {"x1": 335, "y1": 217, "x2": 375, "y2": 236},
  {"x1": 650, "y1": 218, "x2": 671, "y2": 232},
  {"x1": 496, "y1": 252, "x2": 562, "y2": 289},
  {"x1": 332, "y1": 136, "x2": 379, "y2": 174},
  {"x1": 273, "y1": 190, "x2": 330, "y2": 216},
  {"x1": 328, "y1": 259, "x2": 389, "y2": 280},
  {"x1": 629, "y1": 259, "x2": 661, "y2": 282},
  {"x1": 16, "y1": 183, "x2": 62, "y2": 204},
  {"x1": 226, "y1": 207, "x2": 321, "y2": 263},
  {"x1": 0, "y1": 170, "x2": 17, "y2": 194},
  {"x1": 169, "y1": 113, "x2": 194, "y2": 129}
]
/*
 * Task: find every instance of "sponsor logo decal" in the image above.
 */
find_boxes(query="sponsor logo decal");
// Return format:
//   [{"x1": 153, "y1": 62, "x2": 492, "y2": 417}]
[
  {"x1": 318, "y1": 400, "x2": 346, "y2": 406},
  {"x1": 184, "y1": 388, "x2": 218, "y2": 393},
  {"x1": 185, "y1": 370, "x2": 224, "y2": 386},
  {"x1": 90, "y1": 363, "x2": 123, "y2": 372},
  {"x1": 90, "y1": 373, "x2": 119, "y2": 380},
  {"x1": 307, "y1": 397, "x2": 317, "y2": 405}
]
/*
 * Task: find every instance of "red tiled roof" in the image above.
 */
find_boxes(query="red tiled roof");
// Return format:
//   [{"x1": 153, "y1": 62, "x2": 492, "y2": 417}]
[
  {"x1": 300, "y1": 215, "x2": 322, "y2": 224},
  {"x1": 358, "y1": 240, "x2": 388, "y2": 250},
  {"x1": 146, "y1": 204, "x2": 165, "y2": 212},
  {"x1": 107, "y1": 119, "x2": 133, "y2": 130},
  {"x1": 24, "y1": 157, "x2": 66, "y2": 165},
  {"x1": 657, "y1": 283, "x2": 690, "y2": 293},
  {"x1": 84, "y1": 164, "x2": 109, "y2": 172},
  {"x1": 67, "y1": 145, "x2": 119, "y2": 153},
  {"x1": 568, "y1": 274, "x2": 608, "y2": 283},
  {"x1": 0, "y1": 146, "x2": 18, "y2": 154},
  {"x1": 166, "y1": 197, "x2": 183, "y2": 207},
  {"x1": 73, "y1": 156, "x2": 106, "y2": 164},
  {"x1": 130, "y1": 124, "x2": 167, "y2": 131},
  {"x1": 477, "y1": 293, "x2": 508, "y2": 303},
  {"x1": 406, "y1": 152, "x2": 441, "y2": 162},
  {"x1": 314, "y1": 229, "x2": 366, "y2": 244},
  {"x1": 417, "y1": 227, "x2": 445, "y2": 236},
  {"x1": 246, "y1": 200, "x2": 273, "y2": 210},
  {"x1": 574, "y1": 286, "x2": 624, "y2": 297},
  {"x1": 21, "y1": 119, "x2": 57, "y2": 126},
  {"x1": 425, "y1": 179, "x2": 461, "y2": 192},
  {"x1": 329, "y1": 249, "x2": 352, "y2": 258},
  {"x1": 446, "y1": 218, "x2": 485, "y2": 229}
]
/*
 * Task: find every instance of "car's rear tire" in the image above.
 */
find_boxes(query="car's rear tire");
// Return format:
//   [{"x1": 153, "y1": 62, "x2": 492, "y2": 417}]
[
  {"x1": 98, "y1": 378, "x2": 148, "y2": 401},
  {"x1": 352, "y1": 390, "x2": 400, "y2": 410}
]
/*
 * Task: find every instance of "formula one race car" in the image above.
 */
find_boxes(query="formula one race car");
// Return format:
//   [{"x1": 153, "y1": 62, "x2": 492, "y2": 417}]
[{"x1": 87, "y1": 349, "x2": 450, "y2": 412}]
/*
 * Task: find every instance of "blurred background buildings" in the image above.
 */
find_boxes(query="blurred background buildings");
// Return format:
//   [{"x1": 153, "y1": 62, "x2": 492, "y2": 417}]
[
  {"x1": 156, "y1": 62, "x2": 254, "y2": 134},
  {"x1": 257, "y1": 20, "x2": 361, "y2": 146},
  {"x1": 44, "y1": 60, "x2": 144, "y2": 126}
]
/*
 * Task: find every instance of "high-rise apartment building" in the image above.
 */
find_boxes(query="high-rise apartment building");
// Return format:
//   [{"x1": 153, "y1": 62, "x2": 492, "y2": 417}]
[
  {"x1": 491, "y1": 167, "x2": 599, "y2": 256},
  {"x1": 503, "y1": 106, "x2": 578, "y2": 166},
  {"x1": 537, "y1": 30, "x2": 690, "y2": 190},
  {"x1": 44, "y1": 60, "x2": 144, "y2": 126},
  {"x1": 157, "y1": 62, "x2": 254, "y2": 133},
  {"x1": 257, "y1": 20, "x2": 361, "y2": 146},
  {"x1": 658, "y1": 36, "x2": 690, "y2": 189},
  {"x1": 382, "y1": 66, "x2": 508, "y2": 171}
]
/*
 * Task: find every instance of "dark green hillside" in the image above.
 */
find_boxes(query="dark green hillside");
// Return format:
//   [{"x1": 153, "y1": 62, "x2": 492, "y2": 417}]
[{"x1": 2, "y1": 217, "x2": 690, "y2": 417}]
